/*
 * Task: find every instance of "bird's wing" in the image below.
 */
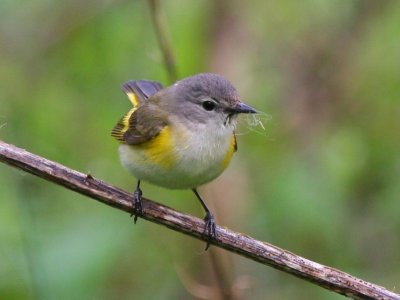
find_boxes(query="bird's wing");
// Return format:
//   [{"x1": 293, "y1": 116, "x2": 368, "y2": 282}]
[
  {"x1": 122, "y1": 105, "x2": 168, "y2": 145},
  {"x1": 111, "y1": 80, "x2": 163, "y2": 142}
]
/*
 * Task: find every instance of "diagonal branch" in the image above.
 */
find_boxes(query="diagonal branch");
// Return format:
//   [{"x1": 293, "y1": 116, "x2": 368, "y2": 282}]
[{"x1": 0, "y1": 140, "x2": 399, "y2": 300}]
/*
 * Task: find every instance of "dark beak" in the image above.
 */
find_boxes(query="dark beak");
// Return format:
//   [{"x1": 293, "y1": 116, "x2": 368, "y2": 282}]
[{"x1": 232, "y1": 102, "x2": 257, "y2": 114}]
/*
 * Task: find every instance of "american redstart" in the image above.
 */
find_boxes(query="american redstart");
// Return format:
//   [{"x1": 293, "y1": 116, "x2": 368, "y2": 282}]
[{"x1": 111, "y1": 73, "x2": 257, "y2": 247}]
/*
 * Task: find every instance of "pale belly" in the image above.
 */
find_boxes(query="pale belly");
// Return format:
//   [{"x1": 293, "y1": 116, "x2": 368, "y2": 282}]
[{"x1": 118, "y1": 123, "x2": 236, "y2": 189}]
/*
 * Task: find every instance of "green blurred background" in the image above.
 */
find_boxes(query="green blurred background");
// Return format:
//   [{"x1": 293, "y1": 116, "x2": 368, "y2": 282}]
[{"x1": 1, "y1": 0, "x2": 399, "y2": 299}]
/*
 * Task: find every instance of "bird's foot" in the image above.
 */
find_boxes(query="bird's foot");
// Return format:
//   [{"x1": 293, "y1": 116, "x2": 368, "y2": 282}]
[
  {"x1": 204, "y1": 211, "x2": 216, "y2": 250},
  {"x1": 131, "y1": 187, "x2": 143, "y2": 223}
]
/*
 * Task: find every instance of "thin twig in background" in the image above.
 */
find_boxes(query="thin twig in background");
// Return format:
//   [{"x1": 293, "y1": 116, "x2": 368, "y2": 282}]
[
  {"x1": 147, "y1": 0, "x2": 178, "y2": 83},
  {"x1": 1, "y1": 140, "x2": 399, "y2": 300}
]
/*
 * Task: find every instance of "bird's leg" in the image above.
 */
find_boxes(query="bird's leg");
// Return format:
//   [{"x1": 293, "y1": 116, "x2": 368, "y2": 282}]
[
  {"x1": 192, "y1": 188, "x2": 216, "y2": 250},
  {"x1": 131, "y1": 180, "x2": 143, "y2": 223}
]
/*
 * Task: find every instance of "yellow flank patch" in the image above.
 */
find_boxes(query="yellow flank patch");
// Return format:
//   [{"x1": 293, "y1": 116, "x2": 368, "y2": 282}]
[
  {"x1": 135, "y1": 126, "x2": 175, "y2": 169},
  {"x1": 222, "y1": 134, "x2": 237, "y2": 169},
  {"x1": 127, "y1": 92, "x2": 139, "y2": 107}
]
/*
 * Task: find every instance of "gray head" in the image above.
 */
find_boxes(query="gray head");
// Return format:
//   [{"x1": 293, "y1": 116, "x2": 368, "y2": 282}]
[{"x1": 161, "y1": 73, "x2": 256, "y2": 127}]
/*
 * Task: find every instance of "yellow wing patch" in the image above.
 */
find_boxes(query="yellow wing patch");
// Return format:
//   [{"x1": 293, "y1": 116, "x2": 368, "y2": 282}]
[
  {"x1": 111, "y1": 108, "x2": 136, "y2": 142},
  {"x1": 126, "y1": 92, "x2": 139, "y2": 107}
]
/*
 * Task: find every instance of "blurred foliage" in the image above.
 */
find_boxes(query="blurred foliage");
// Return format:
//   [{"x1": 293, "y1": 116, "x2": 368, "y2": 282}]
[{"x1": 1, "y1": 0, "x2": 400, "y2": 299}]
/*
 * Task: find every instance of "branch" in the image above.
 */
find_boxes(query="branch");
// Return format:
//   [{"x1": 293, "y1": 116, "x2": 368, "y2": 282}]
[
  {"x1": 0, "y1": 140, "x2": 398, "y2": 300},
  {"x1": 148, "y1": 0, "x2": 178, "y2": 83}
]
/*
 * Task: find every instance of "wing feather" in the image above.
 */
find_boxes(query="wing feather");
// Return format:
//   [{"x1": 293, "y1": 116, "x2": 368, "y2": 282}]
[
  {"x1": 122, "y1": 80, "x2": 163, "y2": 107},
  {"x1": 111, "y1": 80, "x2": 164, "y2": 142},
  {"x1": 123, "y1": 105, "x2": 168, "y2": 145}
]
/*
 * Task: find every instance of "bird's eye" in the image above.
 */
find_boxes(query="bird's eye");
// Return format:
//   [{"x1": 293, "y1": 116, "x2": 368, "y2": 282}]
[{"x1": 202, "y1": 100, "x2": 216, "y2": 111}]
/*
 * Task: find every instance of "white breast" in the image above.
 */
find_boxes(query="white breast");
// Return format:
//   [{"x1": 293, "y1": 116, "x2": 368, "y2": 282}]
[{"x1": 119, "y1": 121, "x2": 235, "y2": 189}]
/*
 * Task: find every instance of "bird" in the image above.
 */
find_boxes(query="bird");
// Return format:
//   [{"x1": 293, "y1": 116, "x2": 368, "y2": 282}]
[{"x1": 111, "y1": 73, "x2": 257, "y2": 247}]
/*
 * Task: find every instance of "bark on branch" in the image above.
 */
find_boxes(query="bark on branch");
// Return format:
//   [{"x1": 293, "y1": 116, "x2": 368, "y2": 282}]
[{"x1": 0, "y1": 140, "x2": 398, "y2": 300}]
